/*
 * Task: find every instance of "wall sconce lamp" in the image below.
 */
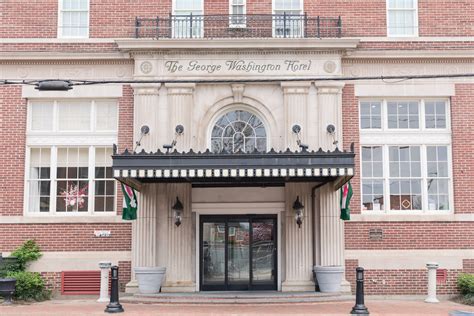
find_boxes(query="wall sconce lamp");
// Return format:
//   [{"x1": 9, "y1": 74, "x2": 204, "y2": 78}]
[
  {"x1": 172, "y1": 197, "x2": 184, "y2": 227},
  {"x1": 134, "y1": 125, "x2": 150, "y2": 151},
  {"x1": 292, "y1": 196, "x2": 304, "y2": 228},
  {"x1": 163, "y1": 125, "x2": 185, "y2": 152},
  {"x1": 326, "y1": 124, "x2": 338, "y2": 146},
  {"x1": 291, "y1": 124, "x2": 308, "y2": 151}
]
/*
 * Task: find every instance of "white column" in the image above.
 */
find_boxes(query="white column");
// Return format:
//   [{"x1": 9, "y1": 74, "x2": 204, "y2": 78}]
[
  {"x1": 425, "y1": 262, "x2": 440, "y2": 303},
  {"x1": 281, "y1": 82, "x2": 311, "y2": 151},
  {"x1": 97, "y1": 261, "x2": 111, "y2": 302},
  {"x1": 282, "y1": 183, "x2": 314, "y2": 292},
  {"x1": 126, "y1": 183, "x2": 165, "y2": 293},
  {"x1": 165, "y1": 83, "x2": 195, "y2": 151},
  {"x1": 132, "y1": 84, "x2": 161, "y2": 152},
  {"x1": 315, "y1": 82, "x2": 350, "y2": 292},
  {"x1": 161, "y1": 183, "x2": 195, "y2": 292}
]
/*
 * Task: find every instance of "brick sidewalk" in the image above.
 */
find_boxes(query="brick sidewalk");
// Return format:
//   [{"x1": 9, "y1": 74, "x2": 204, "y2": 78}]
[{"x1": 0, "y1": 299, "x2": 473, "y2": 316}]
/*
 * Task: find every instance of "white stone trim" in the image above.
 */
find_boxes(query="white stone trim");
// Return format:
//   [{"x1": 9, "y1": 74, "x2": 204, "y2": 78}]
[
  {"x1": 355, "y1": 84, "x2": 455, "y2": 97},
  {"x1": 350, "y1": 213, "x2": 474, "y2": 222},
  {"x1": 23, "y1": 85, "x2": 123, "y2": 99},
  {"x1": 192, "y1": 202, "x2": 285, "y2": 214},
  {"x1": 0, "y1": 251, "x2": 131, "y2": 272},
  {"x1": 345, "y1": 249, "x2": 474, "y2": 270},
  {"x1": 0, "y1": 215, "x2": 125, "y2": 224}
]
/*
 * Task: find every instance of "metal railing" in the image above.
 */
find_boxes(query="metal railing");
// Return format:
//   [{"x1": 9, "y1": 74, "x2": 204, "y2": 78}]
[{"x1": 135, "y1": 14, "x2": 342, "y2": 39}]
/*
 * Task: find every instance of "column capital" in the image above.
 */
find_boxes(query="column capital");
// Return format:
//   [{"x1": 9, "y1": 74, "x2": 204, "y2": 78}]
[
  {"x1": 99, "y1": 261, "x2": 112, "y2": 269},
  {"x1": 131, "y1": 83, "x2": 161, "y2": 95},
  {"x1": 314, "y1": 81, "x2": 345, "y2": 94},
  {"x1": 165, "y1": 83, "x2": 196, "y2": 95},
  {"x1": 281, "y1": 81, "x2": 311, "y2": 94}
]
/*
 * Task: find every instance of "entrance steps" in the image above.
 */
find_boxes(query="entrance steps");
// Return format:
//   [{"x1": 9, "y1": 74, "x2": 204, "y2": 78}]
[{"x1": 121, "y1": 291, "x2": 354, "y2": 304}]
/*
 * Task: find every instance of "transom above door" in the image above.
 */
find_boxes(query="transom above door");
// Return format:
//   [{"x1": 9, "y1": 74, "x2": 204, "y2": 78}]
[{"x1": 200, "y1": 215, "x2": 277, "y2": 291}]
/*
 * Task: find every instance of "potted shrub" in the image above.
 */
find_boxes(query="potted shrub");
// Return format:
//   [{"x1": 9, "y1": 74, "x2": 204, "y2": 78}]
[
  {"x1": 313, "y1": 265, "x2": 345, "y2": 292},
  {"x1": 134, "y1": 267, "x2": 166, "y2": 294}
]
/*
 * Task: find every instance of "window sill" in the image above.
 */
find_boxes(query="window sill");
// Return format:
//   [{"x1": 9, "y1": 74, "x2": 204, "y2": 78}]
[
  {"x1": 2, "y1": 215, "x2": 126, "y2": 224},
  {"x1": 351, "y1": 212, "x2": 473, "y2": 222}
]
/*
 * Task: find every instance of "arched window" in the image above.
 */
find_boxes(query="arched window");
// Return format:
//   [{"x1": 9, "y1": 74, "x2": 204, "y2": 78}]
[{"x1": 211, "y1": 110, "x2": 267, "y2": 153}]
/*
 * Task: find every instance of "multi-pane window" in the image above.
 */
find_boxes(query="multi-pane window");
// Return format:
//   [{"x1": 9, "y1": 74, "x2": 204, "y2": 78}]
[
  {"x1": 211, "y1": 110, "x2": 267, "y2": 153},
  {"x1": 360, "y1": 101, "x2": 382, "y2": 129},
  {"x1": 26, "y1": 100, "x2": 117, "y2": 215},
  {"x1": 173, "y1": 0, "x2": 203, "y2": 38},
  {"x1": 59, "y1": 0, "x2": 89, "y2": 38},
  {"x1": 387, "y1": 101, "x2": 419, "y2": 129},
  {"x1": 425, "y1": 101, "x2": 447, "y2": 129},
  {"x1": 29, "y1": 100, "x2": 117, "y2": 132},
  {"x1": 273, "y1": 0, "x2": 303, "y2": 38},
  {"x1": 28, "y1": 148, "x2": 51, "y2": 213},
  {"x1": 361, "y1": 147, "x2": 384, "y2": 211},
  {"x1": 359, "y1": 98, "x2": 451, "y2": 213},
  {"x1": 94, "y1": 148, "x2": 115, "y2": 212},
  {"x1": 388, "y1": 146, "x2": 422, "y2": 211},
  {"x1": 230, "y1": 0, "x2": 246, "y2": 27},
  {"x1": 387, "y1": 0, "x2": 418, "y2": 37},
  {"x1": 56, "y1": 148, "x2": 89, "y2": 212},
  {"x1": 427, "y1": 146, "x2": 449, "y2": 210}
]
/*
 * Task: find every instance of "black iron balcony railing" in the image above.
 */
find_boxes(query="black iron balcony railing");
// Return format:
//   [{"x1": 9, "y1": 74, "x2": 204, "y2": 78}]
[{"x1": 135, "y1": 14, "x2": 342, "y2": 39}]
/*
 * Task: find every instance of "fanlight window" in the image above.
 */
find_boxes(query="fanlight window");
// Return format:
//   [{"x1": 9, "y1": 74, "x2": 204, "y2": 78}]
[{"x1": 211, "y1": 110, "x2": 267, "y2": 153}]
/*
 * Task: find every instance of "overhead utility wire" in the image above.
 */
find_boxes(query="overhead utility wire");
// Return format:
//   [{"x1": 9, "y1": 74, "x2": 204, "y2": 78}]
[{"x1": 1, "y1": 73, "x2": 474, "y2": 87}]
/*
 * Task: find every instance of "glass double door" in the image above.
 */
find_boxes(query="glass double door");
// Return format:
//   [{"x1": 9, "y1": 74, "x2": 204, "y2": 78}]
[{"x1": 200, "y1": 215, "x2": 277, "y2": 291}]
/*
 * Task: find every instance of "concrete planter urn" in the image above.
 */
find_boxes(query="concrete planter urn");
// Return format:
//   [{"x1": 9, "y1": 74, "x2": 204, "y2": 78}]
[
  {"x1": 134, "y1": 267, "x2": 166, "y2": 294},
  {"x1": 0, "y1": 278, "x2": 16, "y2": 304},
  {"x1": 314, "y1": 265, "x2": 344, "y2": 293}
]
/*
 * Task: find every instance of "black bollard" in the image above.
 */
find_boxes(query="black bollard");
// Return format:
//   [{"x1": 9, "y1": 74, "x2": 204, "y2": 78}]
[
  {"x1": 351, "y1": 267, "x2": 369, "y2": 315},
  {"x1": 104, "y1": 266, "x2": 124, "y2": 313}
]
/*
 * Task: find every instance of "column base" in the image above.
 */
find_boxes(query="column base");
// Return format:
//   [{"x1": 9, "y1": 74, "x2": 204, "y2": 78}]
[
  {"x1": 161, "y1": 281, "x2": 196, "y2": 293},
  {"x1": 97, "y1": 297, "x2": 110, "y2": 303},
  {"x1": 281, "y1": 280, "x2": 315, "y2": 292},
  {"x1": 125, "y1": 280, "x2": 139, "y2": 294},
  {"x1": 425, "y1": 297, "x2": 440, "y2": 303}
]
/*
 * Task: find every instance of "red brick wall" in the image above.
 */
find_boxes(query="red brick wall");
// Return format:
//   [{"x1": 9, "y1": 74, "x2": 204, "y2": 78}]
[
  {"x1": 0, "y1": 86, "x2": 27, "y2": 216},
  {"x1": 345, "y1": 259, "x2": 470, "y2": 295},
  {"x1": 2, "y1": 0, "x2": 473, "y2": 39},
  {"x1": 118, "y1": 260, "x2": 132, "y2": 292},
  {"x1": 451, "y1": 84, "x2": 474, "y2": 214},
  {"x1": 0, "y1": 224, "x2": 131, "y2": 252},
  {"x1": 342, "y1": 84, "x2": 361, "y2": 216},
  {"x1": 345, "y1": 222, "x2": 474, "y2": 250}
]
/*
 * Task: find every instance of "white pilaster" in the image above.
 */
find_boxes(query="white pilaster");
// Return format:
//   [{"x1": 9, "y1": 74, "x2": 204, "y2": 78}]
[
  {"x1": 161, "y1": 183, "x2": 195, "y2": 292},
  {"x1": 126, "y1": 183, "x2": 167, "y2": 293},
  {"x1": 282, "y1": 183, "x2": 314, "y2": 291},
  {"x1": 281, "y1": 82, "x2": 311, "y2": 151},
  {"x1": 165, "y1": 83, "x2": 196, "y2": 151},
  {"x1": 132, "y1": 84, "x2": 161, "y2": 152},
  {"x1": 315, "y1": 82, "x2": 345, "y2": 151}
]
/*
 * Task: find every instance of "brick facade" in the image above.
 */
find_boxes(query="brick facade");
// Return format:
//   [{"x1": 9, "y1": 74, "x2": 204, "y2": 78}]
[
  {"x1": 2, "y1": 0, "x2": 473, "y2": 39},
  {"x1": 0, "y1": 0, "x2": 472, "y2": 297}
]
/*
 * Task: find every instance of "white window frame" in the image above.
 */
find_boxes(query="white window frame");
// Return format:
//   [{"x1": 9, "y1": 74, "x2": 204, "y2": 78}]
[
  {"x1": 272, "y1": 0, "x2": 304, "y2": 38},
  {"x1": 24, "y1": 99, "x2": 118, "y2": 217},
  {"x1": 172, "y1": 0, "x2": 204, "y2": 38},
  {"x1": 359, "y1": 98, "x2": 453, "y2": 215},
  {"x1": 229, "y1": 0, "x2": 247, "y2": 28},
  {"x1": 386, "y1": 0, "x2": 419, "y2": 37},
  {"x1": 57, "y1": 0, "x2": 90, "y2": 39}
]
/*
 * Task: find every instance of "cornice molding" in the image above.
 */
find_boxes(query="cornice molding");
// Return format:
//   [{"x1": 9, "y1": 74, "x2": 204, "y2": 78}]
[
  {"x1": 116, "y1": 38, "x2": 360, "y2": 52},
  {"x1": 344, "y1": 50, "x2": 474, "y2": 62}
]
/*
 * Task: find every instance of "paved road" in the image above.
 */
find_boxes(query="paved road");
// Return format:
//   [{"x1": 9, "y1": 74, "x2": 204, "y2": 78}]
[{"x1": 0, "y1": 299, "x2": 473, "y2": 315}]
